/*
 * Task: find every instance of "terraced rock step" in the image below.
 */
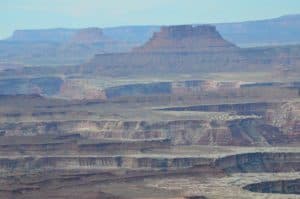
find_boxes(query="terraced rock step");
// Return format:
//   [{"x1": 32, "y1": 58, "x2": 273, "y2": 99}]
[
  {"x1": 0, "y1": 152, "x2": 299, "y2": 174},
  {"x1": 0, "y1": 155, "x2": 212, "y2": 171},
  {"x1": 0, "y1": 135, "x2": 170, "y2": 155},
  {"x1": 3, "y1": 116, "x2": 298, "y2": 146},
  {"x1": 159, "y1": 102, "x2": 276, "y2": 115}
]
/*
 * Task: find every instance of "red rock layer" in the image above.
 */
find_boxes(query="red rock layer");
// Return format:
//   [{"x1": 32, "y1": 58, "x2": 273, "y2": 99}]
[{"x1": 134, "y1": 25, "x2": 238, "y2": 53}]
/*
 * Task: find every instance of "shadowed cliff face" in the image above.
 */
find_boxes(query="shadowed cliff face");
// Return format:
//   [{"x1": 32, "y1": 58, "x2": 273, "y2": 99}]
[
  {"x1": 215, "y1": 152, "x2": 300, "y2": 173},
  {"x1": 105, "y1": 82, "x2": 172, "y2": 98},
  {"x1": 0, "y1": 77, "x2": 63, "y2": 96},
  {"x1": 244, "y1": 179, "x2": 300, "y2": 194},
  {"x1": 134, "y1": 25, "x2": 238, "y2": 53}
]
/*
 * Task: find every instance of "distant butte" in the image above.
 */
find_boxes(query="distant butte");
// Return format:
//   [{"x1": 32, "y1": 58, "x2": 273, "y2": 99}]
[
  {"x1": 134, "y1": 25, "x2": 238, "y2": 53},
  {"x1": 83, "y1": 24, "x2": 300, "y2": 76},
  {"x1": 70, "y1": 28, "x2": 111, "y2": 44}
]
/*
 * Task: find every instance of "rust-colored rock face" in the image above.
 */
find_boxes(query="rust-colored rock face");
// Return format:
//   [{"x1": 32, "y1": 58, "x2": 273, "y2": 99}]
[
  {"x1": 70, "y1": 28, "x2": 110, "y2": 44},
  {"x1": 134, "y1": 25, "x2": 238, "y2": 53}
]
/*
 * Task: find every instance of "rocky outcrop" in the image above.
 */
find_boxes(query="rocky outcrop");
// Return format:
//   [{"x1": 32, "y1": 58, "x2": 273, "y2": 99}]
[
  {"x1": 264, "y1": 102, "x2": 300, "y2": 139},
  {"x1": 60, "y1": 80, "x2": 106, "y2": 100},
  {"x1": 134, "y1": 25, "x2": 238, "y2": 53}
]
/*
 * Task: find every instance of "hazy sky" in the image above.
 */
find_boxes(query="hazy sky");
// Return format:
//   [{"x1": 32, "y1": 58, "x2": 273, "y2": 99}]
[{"x1": 1, "y1": 0, "x2": 300, "y2": 38}]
